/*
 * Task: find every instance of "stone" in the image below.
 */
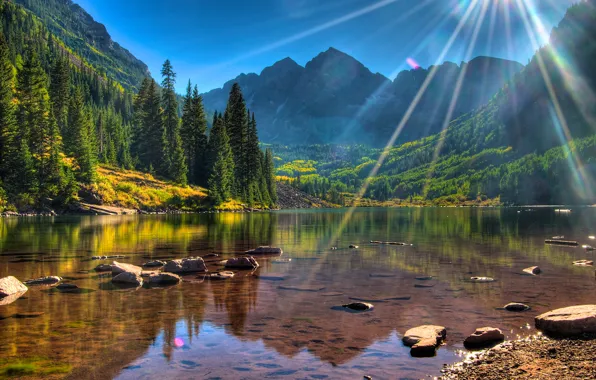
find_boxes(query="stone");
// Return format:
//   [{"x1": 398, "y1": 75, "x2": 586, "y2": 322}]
[
  {"x1": 411, "y1": 338, "x2": 440, "y2": 357},
  {"x1": 523, "y1": 266, "x2": 541, "y2": 275},
  {"x1": 163, "y1": 257, "x2": 207, "y2": 273},
  {"x1": 278, "y1": 285, "x2": 326, "y2": 292},
  {"x1": 147, "y1": 273, "x2": 181, "y2": 285},
  {"x1": 245, "y1": 246, "x2": 283, "y2": 256},
  {"x1": 24, "y1": 276, "x2": 62, "y2": 286},
  {"x1": 225, "y1": 256, "x2": 259, "y2": 270},
  {"x1": 403, "y1": 325, "x2": 446, "y2": 347},
  {"x1": 208, "y1": 271, "x2": 235, "y2": 280},
  {"x1": 573, "y1": 260, "x2": 593, "y2": 266},
  {"x1": 142, "y1": 260, "x2": 166, "y2": 268},
  {"x1": 470, "y1": 276, "x2": 495, "y2": 283},
  {"x1": 342, "y1": 302, "x2": 374, "y2": 311},
  {"x1": 463, "y1": 327, "x2": 505, "y2": 348},
  {"x1": 504, "y1": 302, "x2": 531, "y2": 312},
  {"x1": 349, "y1": 244, "x2": 359, "y2": 249},
  {"x1": 112, "y1": 272, "x2": 143, "y2": 287},
  {"x1": 535, "y1": 305, "x2": 596, "y2": 336},
  {"x1": 0, "y1": 276, "x2": 28, "y2": 299},
  {"x1": 415, "y1": 276, "x2": 434, "y2": 281},
  {"x1": 94, "y1": 264, "x2": 112, "y2": 272},
  {"x1": 111, "y1": 261, "x2": 142, "y2": 276},
  {"x1": 56, "y1": 283, "x2": 79, "y2": 291}
]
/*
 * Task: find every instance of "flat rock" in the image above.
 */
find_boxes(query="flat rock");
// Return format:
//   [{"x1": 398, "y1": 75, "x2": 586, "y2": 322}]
[
  {"x1": 225, "y1": 256, "x2": 259, "y2": 270},
  {"x1": 469, "y1": 276, "x2": 495, "y2": 283},
  {"x1": 112, "y1": 261, "x2": 142, "y2": 276},
  {"x1": 142, "y1": 260, "x2": 166, "y2": 268},
  {"x1": 278, "y1": 285, "x2": 325, "y2": 292},
  {"x1": 112, "y1": 272, "x2": 143, "y2": 286},
  {"x1": 369, "y1": 273, "x2": 396, "y2": 278},
  {"x1": 208, "y1": 271, "x2": 235, "y2": 280},
  {"x1": 414, "y1": 283, "x2": 436, "y2": 288},
  {"x1": 523, "y1": 266, "x2": 541, "y2": 275},
  {"x1": 94, "y1": 264, "x2": 112, "y2": 272},
  {"x1": 24, "y1": 276, "x2": 62, "y2": 286},
  {"x1": 504, "y1": 302, "x2": 531, "y2": 312},
  {"x1": 535, "y1": 305, "x2": 596, "y2": 336},
  {"x1": 163, "y1": 257, "x2": 207, "y2": 273},
  {"x1": 245, "y1": 246, "x2": 283, "y2": 256},
  {"x1": 341, "y1": 302, "x2": 374, "y2": 311},
  {"x1": 573, "y1": 260, "x2": 593, "y2": 266},
  {"x1": 403, "y1": 325, "x2": 446, "y2": 347},
  {"x1": 0, "y1": 276, "x2": 28, "y2": 299},
  {"x1": 415, "y1": 276, "x2": 434, "y2": 281},
  {"x1": 147, "y1": 273, "x2": 181, "y2": 285},
  {"x1": 463, "y1": 327, "x2": 504, "y2": 348},
  {"x1": 411, "y1": 338, "x2": 440, "y2": 357}
]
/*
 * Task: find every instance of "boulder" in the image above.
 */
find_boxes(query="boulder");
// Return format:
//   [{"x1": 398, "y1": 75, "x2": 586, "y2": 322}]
[
  {"x1": 94, "y1": 264, "x2": 112, "y2": 272},
  {"x1": 147, "y1": 273, "x2": 181, "y2": 285},
  {"x1": 245, "y1": 246, "x2": 282, "y2": 256},
  {"x1": 342, "y1": 302, "x2": 374, "y2": 311},
  {"x1": 112, "y1": 272, "x2": 143, "y2": 287},
  {"x1": 411, "y1": 338, "x2": 440, "y2": 357},
  {"x1": 464, "y1": 327, "x2": 505, "y2": 348},
  {"x1": 523, "y1": 266, "x2": 541, "y2": 275},
  {"x1": 208, "y1": 271, "x2": 235, "y2": 280},
  {"x1": 535, "y1": 305, "x2": 596, "y2": 336},
  {"x1": 111, "y1": 261, "x2": 142, "y2": 276},
  {"x1": 504, "y1": 302, "x2": 531, "y2": 312},
  {"x1": 24, "y1": 276, "x2": 62, "y2": 286},
  {"x1": 403, "y1": 325, "x2": 446, "y2": 347},
  {"x1": 0, "y1": 276, "x2": 28, "y2": 298},
  {"x1": 225, "y1": 256, "x2": 259, "y2": 270},
  {"x1": 163, "y1": 257, "x2": 207, "y2": 273},
  {"x1": 573, "y1": 260, "x2": 593, "y2": 266},
  {"x1": 142, "y1": 260, "x2": 166, "y2": 268}
]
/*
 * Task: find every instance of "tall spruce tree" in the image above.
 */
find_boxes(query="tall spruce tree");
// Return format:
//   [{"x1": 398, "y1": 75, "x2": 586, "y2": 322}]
[
  {"x1": 246, "y1": 111, "x2": 262, "y2": 205},
  {"x1": 207, "y1": 113, "x2": 234, "y2": 204},
  {"x1": 191, "y1": 85, "x2": 208, "y2": 185},
  {"x1": 49, "y1": 56, "x2": 70, "y2": 131},
  {"x1": 138, "y1": 79, "x2": 165, "y2": 172},
  {"x1": 160, "y1": 60, "x2": 186, "y2": 183},
  {"x1": 0, "y1": 33, "x2": 16, "y2": 183},
  {"x1": 264, "y1": 148, "x2": 277, "y2": 205},
  {"x1": 225, "y1": 83, "x2": 248, "y2": 196},
  {"x1": 67, "y1": 89, "x2": 97, "y2": 183}
]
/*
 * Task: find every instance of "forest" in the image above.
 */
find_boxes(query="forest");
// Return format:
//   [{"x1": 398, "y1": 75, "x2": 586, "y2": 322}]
[{"x1": 0, "y1": 0, "x2": 276, "y2": 212}]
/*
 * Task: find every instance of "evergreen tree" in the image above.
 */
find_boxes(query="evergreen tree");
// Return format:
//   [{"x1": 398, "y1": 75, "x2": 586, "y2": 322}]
[
  {"x1": 225, "y1": 83, "x2": 248, "y2": 196},
  {"x1": 0, "y1": 33, "x2": 16, "y2": 182},
  {"x1": 160, "y1": 60, "x2": 186, "y2": 182},
  {"x1": 207, "y1": 113, "x2": 234, "y2": 204},
  {"x1": 138, "y1": 79, "x2": 165, "y2": 171},
  {"x1": 264, "y1": 148, "x2": 277, "y2": 205},
  {"x1": 258, "y1": 150, "x2": 271, "y2": 207},
  {"x1": 67, "y1": 89, "x2": 97, "y2": 183},
  {"x1": 49, "y1": 56, "x2": 70, "y2": 131},
  {"x1": 181, "y1": 83, "x2": 208, "y2": 185},
  {"x1": 246, "y1": 111, "x2": 262, "y2": 205}
]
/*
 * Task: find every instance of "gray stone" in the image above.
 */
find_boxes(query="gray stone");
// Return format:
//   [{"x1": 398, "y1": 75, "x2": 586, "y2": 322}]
[
  {"x1": 245, "y1": 246, "x2": 283, "y2": 256},
  {"x1": 535, "y1": 305, "x2": 596, "y2": 336},
  {"x1": 342, "y1": 302, "x2": 374, "y2": 311},
  {"x1": 56, "y1": 283, "x2": 79, "y2": 291},
  {"x1": 142, "y1": 260, "x2": 167, "y2": 268},
  {"x1": 163, "y1": 257, "x2": 207, "y2": 273},
  {"x1": 24, "y1": 276, "x2": 62, "y2": 286},
  {"x1": 94, "y1": 264, "x2": 112, "y2": 272},
  {"x1": 523, "y1": 266, "x2": 541, "y2": 275},
  {"x1": 147, "y1": 273, "x2": 181, "y2": 285},
  {"x1": 470, "y1": 276, "x2": 495, "y2": 283},
  {"x1": 504, "y1": 302, "x2": 531, "y2": 312},
  {"x1": 112, "y1": 272, "x2": 143, "y2": 286},
  {"x1": 0, "y1": 276, "x2": 28, "y2": 299},
  {"x1": 464, "y1": 327, "x2": 505, "y2": 348},
  {"x1": 208, "y1": 271, "x2": 235, "y2": 280},
  {"x1": 111, "y1": 261, "x2": 142, "y2": 276},
  {"x1": 225, "y1": 256, "x2": 259, "y2": 270}
]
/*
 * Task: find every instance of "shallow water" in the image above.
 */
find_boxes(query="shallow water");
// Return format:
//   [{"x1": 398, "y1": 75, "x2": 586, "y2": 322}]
[{"x1": 0, "y1": 208, "x2": 595, "y2": 379}]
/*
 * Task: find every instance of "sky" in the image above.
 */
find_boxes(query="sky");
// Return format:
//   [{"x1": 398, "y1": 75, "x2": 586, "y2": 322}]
[{"x1": 75, "y1": 0, "x2": 577, "y2": 93}]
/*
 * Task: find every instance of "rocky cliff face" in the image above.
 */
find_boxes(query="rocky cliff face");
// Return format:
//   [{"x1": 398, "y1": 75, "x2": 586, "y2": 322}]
[{"x1": 203, "y1": 49, "x2": 523, "y2": 146}]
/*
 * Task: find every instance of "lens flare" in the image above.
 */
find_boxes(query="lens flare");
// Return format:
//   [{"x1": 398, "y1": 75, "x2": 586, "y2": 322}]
[
  {"x1": 406, "y1": 58, "x2": 420, "y2": 69},
  {"x1": 174, "y1": 337, "x2": 184, "y2": 348}
]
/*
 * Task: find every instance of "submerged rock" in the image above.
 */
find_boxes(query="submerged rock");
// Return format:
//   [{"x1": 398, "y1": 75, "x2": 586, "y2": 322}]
[
  {"x1": 0, "y1": 276, "x2": 28, "y2": 305},
  {"x1": 245, "y1": 246, "x2": 283, "y2": 256},
  {"x1": 142, "y1": 260, "x2": 166, "y2": 268},
  {"x1": 341, "y1": 302, "x2": 374, "y2": 311},
  {"x1": 112, "y1": 272, "x2": 143, "y2": 287},
  {"x1": 411, "y1": 338, "x2": 441, "y2": 357},
  {"x1": 163, "y1": 257, "x2": 207, "y2": 273},
  {"x1": 208, "y1": 271, "x2": 235, "y2": 280},
  {"x1": 56, "y1": 283, "x2": 79, "y2": 291},
  {"x1": 147, "y1": 273, "x2": 181, "y2": 285},
  {"x1": 504, "y1": 302, "x2": 531, "y2": 312},
  {"x1": 402, "y1": 325, "x2": 446, "y2": 348},
  {"x1": 464, "y1": 327, "x2": 505, "y2": 348},
  {"x1": 470, "y1": 276, "x2": 495, "y2": 283},
  {"x1": 24, "y1": 276, "x2": 62, "y2": 286},
  {"x1": 535, "y1": 305, "x2": 596, "y2": 336},
  {"x1": 225, "y1": 256, "x2": 259, "y2": 270},
  {"x1": 349, "y1": 244, "x2": 359, "y2": 249},
  {"x1": 15, "y1": 312, "x2": 45, "y2": 319},
  {"x1": 94, "y1": 264, "x2": 112, "y2": 272},
  {"x1": 112, "y1": 261, "x2": 142, "y2": 276},
  {"x1": 523, "y1": 266, "x2": 541, "y2": 275},
  {"x1": 573, "y1": 260, "x2": 593, "y2": 266}
]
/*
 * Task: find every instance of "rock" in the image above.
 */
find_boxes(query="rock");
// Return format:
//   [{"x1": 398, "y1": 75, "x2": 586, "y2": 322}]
[
  {"x1": 415, "y1": 276, "x2": 434, "y2": 281},
  {"x1": 142, "y1": 260, "x2": 166, "y2": 268},
  {"x1": 225, "y1": 256, "x2": 259, "y2": 270},
  {"x1": 342, "y1": 302, "x2": 374, "y2": 311},
  {"x1": 504, "y1": 302, "x2": 531, "y2": 312},
  {"x1": 278, "y1": 285, "x2": 326, "y2": 292},
  {"x1": 414, "y1": 283, "x2": 436, "y2": 288},
  {"x1": 14, "y1": 312, "x2": 45, "y2": 319},
  {"x1": 147, "y1": 273, "x2": 181, "y2": 285},
  {"x1": 111, "y1": 261, "x2": 142, "y2": 276},
  {"x1": 245, "y1": 246, "x2": 283, "y2": 256},
  {"x1": 163, "y1": 257, "x2": 207, "y2": 273},
  {"x1": 582, "y1": 245, "x2": 595, "y2": 251},
  {"x1": 369, "y1": 273, "x2": 396, "y2": 278},
  {"x1": 208, "y1": 271, "x2": 235, "y2": 280},
  {"x1": 573, "y1": 260, "x2": 593, "y2": 266},
  {"x1": 349, "y1": 244, "x2": 359, "y2": 249},
  {"x1": 24, "y1": 276, "x2": 62, "y2": 286},
  {"x1": 470, "y1": 276, "x2": 495, "y2": 283},
  {"x1": 535, "y1": 305, "x2": 596, "y2": 336},
  {"x1": 0, "y1": 276, "x2": 28, "y2": 299},
  {"x1": 403, "y1": 325, "x2": 446, "y2": 347},
  {"x1": 94, "y1": 264, "x2": 112, "y2": 272},
  {"x1": 463, "y1": 327, "x2": 505, "y2": 348},
  {"x1": 56, "y1": 283, "x2": 79, "y2": 291},
  {"x1": 523, "y1": 266, "x2": 541, "y2": 275},
  {"x1": 411, "y1": 338, "x2": 441, "y2": 357},
  {"x1": 112, "y1": 272, "x2": 143, "y2": 286}
]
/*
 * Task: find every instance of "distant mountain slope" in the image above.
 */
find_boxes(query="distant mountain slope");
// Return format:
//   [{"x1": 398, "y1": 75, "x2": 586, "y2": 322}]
[
  {"x1": 13, "y1": 0, "x2": 149, "y2": 91},
  {"x1": 203, "y1": 48, "x2": 523, "y2": 146}
]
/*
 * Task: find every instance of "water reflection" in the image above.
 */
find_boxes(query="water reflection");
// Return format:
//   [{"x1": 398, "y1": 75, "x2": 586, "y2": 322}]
[{"x1": 0, "y1": 208, "x2": 595, "y2": 379}]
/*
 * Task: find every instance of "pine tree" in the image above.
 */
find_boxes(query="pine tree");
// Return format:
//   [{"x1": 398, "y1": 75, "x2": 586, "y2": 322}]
[
  {"x1": 50, "y1": 56, "x2": 70, "y2": 131},
  {"x1": 264, "y1": 148, "x2": 277, "y2": 205},
  {"x1": 258, "y1": 150, "x2": 271, "y2": 207},
  {"x1": 225, "y1": 83, "x2": 248, "y2": 196},
  {"x1": 0, "y1": 33, "x2": 16, "y2": 182},
  {"x1": 181, "y1": 83, "x2": 208, "y2": 185},
  {"x1": 138, "y1": 79, "x2": 165, "y2": 171},
  {"x1": 246, "y1": 111, "x2": 262, "y2": 205},
  {"x1": 207, "y1": 113, "x2": 234, "y2": 204},
  {"x1": 160, "y1": 60, "x2": 186, "y2": 182},
  {"x1": 67, "y1": 89, "x2": 97, "y2": 183}
]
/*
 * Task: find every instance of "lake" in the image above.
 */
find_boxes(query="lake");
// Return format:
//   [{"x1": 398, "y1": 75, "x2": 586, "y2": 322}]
[{"x1": 0, "y1": 208, "x2": 595, "y2": 379}]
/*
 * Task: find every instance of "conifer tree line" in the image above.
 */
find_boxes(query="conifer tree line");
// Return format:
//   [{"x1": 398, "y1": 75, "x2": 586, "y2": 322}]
[{"x1": 0, "y1": 0, "x2": 277, "y2": 209}]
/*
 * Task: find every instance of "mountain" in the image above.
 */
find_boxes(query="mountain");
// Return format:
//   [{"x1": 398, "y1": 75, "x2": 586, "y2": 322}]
[
  {"x1": 202, "y1": 48, "x2": 523, "y2": 146},
  {"x1": 13, "y1": 0, "x2": 150, "y2": 91}
]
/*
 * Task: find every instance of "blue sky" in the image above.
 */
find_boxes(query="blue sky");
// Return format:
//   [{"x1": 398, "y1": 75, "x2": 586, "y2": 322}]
[{"x1": 76, "y1": 0, "x2": 576, "y2": 93}]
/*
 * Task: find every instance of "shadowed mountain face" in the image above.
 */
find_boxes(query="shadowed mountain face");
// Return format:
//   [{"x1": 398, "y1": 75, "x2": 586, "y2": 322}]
[{"x1": 202, "y1": 48, "x2": 523, "y2": 146}]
